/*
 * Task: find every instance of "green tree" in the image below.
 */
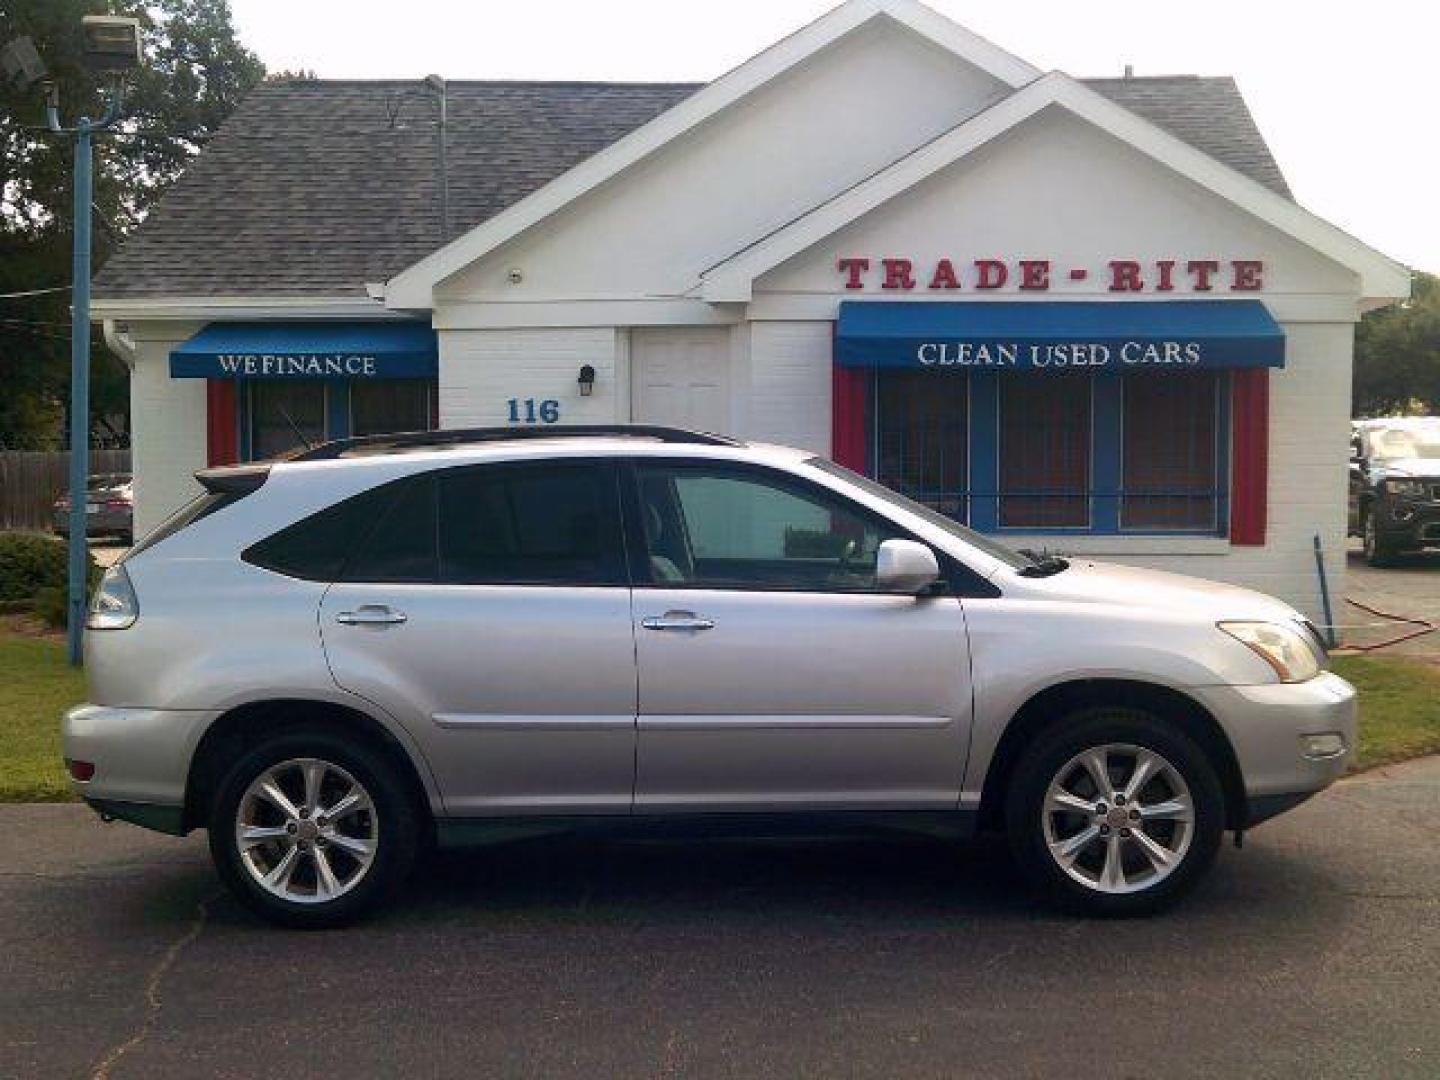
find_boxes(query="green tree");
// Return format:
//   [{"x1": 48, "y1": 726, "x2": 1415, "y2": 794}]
[
  {"x1": 0, "y1": 0, "x2": 263, "y2": 447},
  {"x1": 1354, "y1": 270, "x2": 1440, "y2": 417}
]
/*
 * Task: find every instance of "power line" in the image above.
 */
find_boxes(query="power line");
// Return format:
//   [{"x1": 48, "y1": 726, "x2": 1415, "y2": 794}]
[{"x1": 0, "y1": 285, "x2": 70, "y2": 300}]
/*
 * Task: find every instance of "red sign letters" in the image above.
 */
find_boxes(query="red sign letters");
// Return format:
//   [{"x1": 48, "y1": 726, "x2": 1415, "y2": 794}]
[{"x1": 837, "y1": 257, "x2": 1264, "y2": 293}]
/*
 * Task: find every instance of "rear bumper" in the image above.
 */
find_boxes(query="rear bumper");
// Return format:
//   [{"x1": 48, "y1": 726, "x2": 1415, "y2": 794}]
[
  {"x1": 1192, "y1": 670, "x2": 1357, "y2": 822},
  {"x1": 62, "y1": 704, "x2": 217, "y2": 830}
]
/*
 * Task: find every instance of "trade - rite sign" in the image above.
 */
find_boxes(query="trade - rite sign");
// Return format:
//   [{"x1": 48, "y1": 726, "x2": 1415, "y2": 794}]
[{"x1": 837, "y1": 257, "x2": 1264, "y2": 293}]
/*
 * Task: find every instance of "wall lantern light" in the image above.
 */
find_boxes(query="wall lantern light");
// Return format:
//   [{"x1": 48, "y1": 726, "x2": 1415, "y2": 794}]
[{"x1": 577, "y1": 364, "x2": 596, "y2": 396}]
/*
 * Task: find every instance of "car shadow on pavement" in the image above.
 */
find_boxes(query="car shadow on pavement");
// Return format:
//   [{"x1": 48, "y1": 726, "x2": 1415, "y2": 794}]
[{"x1": 205, "y1": 830, "x2": 1349, "y2": 937}]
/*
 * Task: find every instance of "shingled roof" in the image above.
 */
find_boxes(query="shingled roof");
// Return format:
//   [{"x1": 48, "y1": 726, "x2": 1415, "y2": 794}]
[{"x1": 93, "y1": 75, "x2": 1291, "y2": 301}]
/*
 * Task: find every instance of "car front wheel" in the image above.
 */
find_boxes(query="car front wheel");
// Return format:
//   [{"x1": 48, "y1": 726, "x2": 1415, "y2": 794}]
[
  {"x1": 208, "y1": 728, "x2": 419, "y2": 928},
  {"x1": 1005, "y1": 710, "x2": 1225, "y2": 916},
  {"x1": 1362, "y1": 510, "x2": 1399, "y2": 567}
]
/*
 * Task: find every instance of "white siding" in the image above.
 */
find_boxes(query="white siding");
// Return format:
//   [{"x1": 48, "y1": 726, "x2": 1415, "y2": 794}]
[
  {"x1": 439, "y1": 19, "x2": 1009, "y2": 303},
  {"x1": 439, "y1": 328, "x2": 621, "y2": 428},
  {"x1": 128, "y1": 323, "x2": 207, "y2": 537}
]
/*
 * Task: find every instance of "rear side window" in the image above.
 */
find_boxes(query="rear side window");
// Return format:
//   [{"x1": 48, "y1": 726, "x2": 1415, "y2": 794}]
[
  {"x1": 243, "y1": 483, "x2": 401, "y2": 581},
  {"x1": 342, "y1": 475, "x2": 439, "y2": 582},
  {"x1": 438, "y1": 462, "x2": 625, "y2": 585}
]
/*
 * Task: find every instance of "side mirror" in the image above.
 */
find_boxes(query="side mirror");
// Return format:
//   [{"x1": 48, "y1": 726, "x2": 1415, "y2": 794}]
[{"x1": 876, "y1": 538, "x2": 941, "y2": 594}]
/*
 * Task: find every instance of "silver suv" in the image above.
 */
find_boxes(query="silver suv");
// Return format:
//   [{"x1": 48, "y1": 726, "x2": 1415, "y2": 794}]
[{"x1": 65, "y1": 426, "x2": 1354, "y2": 926}]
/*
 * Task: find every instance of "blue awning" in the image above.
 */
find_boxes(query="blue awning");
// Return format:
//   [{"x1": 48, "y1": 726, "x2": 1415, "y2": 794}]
[
  {"x1": 835, "y1": 300, "x2": 1284, "y2": 371},
  {"x1": 170, "y1": 321, "x2": 438, "y2": 379}
]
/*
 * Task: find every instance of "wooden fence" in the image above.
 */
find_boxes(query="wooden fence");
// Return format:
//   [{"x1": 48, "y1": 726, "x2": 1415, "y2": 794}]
[{"x1": 0, "y1": 450, "x2": 131, "y2": 532}]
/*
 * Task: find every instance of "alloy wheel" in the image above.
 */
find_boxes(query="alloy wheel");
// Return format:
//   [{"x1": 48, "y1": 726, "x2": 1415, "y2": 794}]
[
  {"x1": 235, "y1": 757, "x2": 378, "y2": 905},
  {"x1": 1040, "y1": 743, "x2": 1195, "y2": 895}
]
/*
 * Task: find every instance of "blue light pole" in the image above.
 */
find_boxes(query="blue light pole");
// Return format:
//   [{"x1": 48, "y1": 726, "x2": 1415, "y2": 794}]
[{"x1": 43, "y1": 15, "x2": 141, "y2": 665}]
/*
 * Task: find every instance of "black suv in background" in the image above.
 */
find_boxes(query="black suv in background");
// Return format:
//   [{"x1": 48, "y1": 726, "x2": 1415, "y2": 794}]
[{"x1": 1349, "y1": 418, "x2": 1440, "y2": 566}]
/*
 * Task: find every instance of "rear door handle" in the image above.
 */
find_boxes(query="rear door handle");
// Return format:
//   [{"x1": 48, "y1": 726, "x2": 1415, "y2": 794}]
[
  {"x1": 335, "y1": 605, "x2": 408, "y2": 626},
  {"x1": 641, "y1": 610, "x2": 715, "y2": 632}
]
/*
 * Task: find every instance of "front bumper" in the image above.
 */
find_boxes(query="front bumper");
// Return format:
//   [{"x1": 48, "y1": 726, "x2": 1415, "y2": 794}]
[
  {"x1": 1374, "y1": 500, "x2": 1440, "y2": 547},
  {"x1": 1192, "y1": 670, "x2": 1357, "y2": 824},
  {"x1": 62, "y1": 704, "x2": 217, "y2": 833}
]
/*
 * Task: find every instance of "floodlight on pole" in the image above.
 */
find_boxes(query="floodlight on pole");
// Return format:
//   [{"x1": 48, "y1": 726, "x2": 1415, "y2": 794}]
[{"x1": 42, "y1": 15, "x2": 143, "y2": 665}]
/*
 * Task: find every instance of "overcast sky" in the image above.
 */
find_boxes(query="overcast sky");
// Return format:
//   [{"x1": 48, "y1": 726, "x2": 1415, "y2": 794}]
[{"x1": 228, "y1": 0, "x2": 1436, "y2": 274}]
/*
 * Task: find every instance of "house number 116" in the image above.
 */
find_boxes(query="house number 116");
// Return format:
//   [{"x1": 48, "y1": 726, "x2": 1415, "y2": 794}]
[{"x1": 506, "y1": 398, "x2": 561, "y2": 424}]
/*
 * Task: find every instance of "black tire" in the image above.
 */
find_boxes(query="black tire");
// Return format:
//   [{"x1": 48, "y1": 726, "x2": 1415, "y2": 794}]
[
  {"x1": 1362, "y1": 510, "x2": 1399, "y2": 568},
  {"x1": 208, "y1": 727, "x2": 420, "y2": 929},
  {"x1": 1004, "y1": 708, "x2": 1225, "y2": 917}
]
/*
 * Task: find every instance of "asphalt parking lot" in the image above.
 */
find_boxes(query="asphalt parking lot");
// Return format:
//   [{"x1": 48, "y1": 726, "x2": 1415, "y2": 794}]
[
  {"x1": 1343, "y1": 542, "x2": 1440, "y2": 655},
  {"x1": 2, "y1": 758, "x2": 1437, "y2": 1080}
]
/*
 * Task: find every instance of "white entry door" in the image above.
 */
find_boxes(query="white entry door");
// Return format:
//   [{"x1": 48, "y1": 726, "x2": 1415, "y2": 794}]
[{"x1": 631, "y1": 327, "x2": 731, "y2": 435}]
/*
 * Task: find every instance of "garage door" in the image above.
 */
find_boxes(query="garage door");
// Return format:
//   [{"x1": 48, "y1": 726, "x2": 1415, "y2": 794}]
[{"x1": 631, "y1": 328, "x2": 731, "y2": 436}]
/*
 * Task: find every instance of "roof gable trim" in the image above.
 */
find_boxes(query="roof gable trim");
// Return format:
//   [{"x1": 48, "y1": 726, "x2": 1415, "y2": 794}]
[
  {"x1": 383, "y1": 0, "x2": 1040, "y2": 309},
  {"x1": 699, "y1": 72, "x2": 1409, "y2": 302}
]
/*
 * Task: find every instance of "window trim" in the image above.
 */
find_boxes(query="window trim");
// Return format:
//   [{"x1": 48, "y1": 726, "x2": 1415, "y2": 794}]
[{"x1": 620, "y1": 457, "x2": 995, "y2": 597}]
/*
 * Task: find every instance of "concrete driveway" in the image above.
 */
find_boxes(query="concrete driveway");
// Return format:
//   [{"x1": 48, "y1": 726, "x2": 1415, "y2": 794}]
[
  {"x1": 1342, "y1": 541, "x2": 1440, "y2": 655},
  {"x1": 2, "y1": 759, "x2": 1437, "y2": 1080}
]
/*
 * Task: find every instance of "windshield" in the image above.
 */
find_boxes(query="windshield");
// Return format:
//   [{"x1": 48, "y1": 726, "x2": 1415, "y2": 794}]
[
  {"x1": 1366, "y1": 421, "x2": 1440, "y2": 461},
  {"x1": 804, "y1": 457, "x2": 1033, "y2": 570}
]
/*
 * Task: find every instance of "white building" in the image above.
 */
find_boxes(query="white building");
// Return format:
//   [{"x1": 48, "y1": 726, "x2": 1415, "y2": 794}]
[{"x1": 92, "y1": 0, "x2": 1409, "y2": 622}]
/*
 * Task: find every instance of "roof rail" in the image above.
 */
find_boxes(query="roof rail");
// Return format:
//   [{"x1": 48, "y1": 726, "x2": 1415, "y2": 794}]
[{"x1": 285, "y1": 424, "x2": 743, "y2": 461}]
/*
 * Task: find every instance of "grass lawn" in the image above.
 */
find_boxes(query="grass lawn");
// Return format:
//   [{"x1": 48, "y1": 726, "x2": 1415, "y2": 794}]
[
  {"x1": 0, "y1": 629, "x2": 1437, "y2": 802},
  {"x1": 0, "y1": 627, "x2": 86, "y2": 802},
  {"x1": 1331, "y1": 655, "x2": 1440, "y2": 770}
]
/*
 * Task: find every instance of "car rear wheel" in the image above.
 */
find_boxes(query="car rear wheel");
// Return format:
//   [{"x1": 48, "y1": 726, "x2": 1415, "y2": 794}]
[
  {"x1": 1005, "y1": 710, "x2": 1225, "y2": 916},
  {"x1": 208, "y1": 728, "x2": 419, "y2": 928}
]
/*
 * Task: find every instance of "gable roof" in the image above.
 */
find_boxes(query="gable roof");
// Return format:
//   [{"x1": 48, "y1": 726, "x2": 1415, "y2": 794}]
[
  {"x1": 1085, "y1": 75, "x2": 1291, "y2": 200},
  {"x1": 93, "y1": 73, "x2": 1294, "y2": 304},
  {"x1": 92, "y1": 79, "x2": 699, "y2": 301},
  {"x1": 700, "y1": 72, "x2": 1408, "y2": 302},
  {"x1": 93, "y1": 0, "x2": 1312, "y2": 307}
]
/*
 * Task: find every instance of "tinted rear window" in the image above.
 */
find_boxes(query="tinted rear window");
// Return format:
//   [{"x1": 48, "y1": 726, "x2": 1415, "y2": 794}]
[{"x1": 342, "y1": 475, "x2": 439, "y2": 583}]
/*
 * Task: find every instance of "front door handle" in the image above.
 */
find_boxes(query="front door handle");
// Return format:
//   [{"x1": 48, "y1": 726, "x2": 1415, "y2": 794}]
[
  {"x1": 335, "y1": 605, "x2": 408, "y2": 626},
  {"x1": 641, "y1": 610, "x2": 715, "y2": 632}
]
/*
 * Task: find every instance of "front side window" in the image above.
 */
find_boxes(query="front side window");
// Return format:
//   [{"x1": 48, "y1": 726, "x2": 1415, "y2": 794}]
[{"x1": 635, "y1": 463, "x2": 894, "y2": 592}]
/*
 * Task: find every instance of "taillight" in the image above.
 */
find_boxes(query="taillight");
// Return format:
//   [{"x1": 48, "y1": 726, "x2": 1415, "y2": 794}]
[
  {"x1": 87, "y1": 564, "x2": 139, "y2": 630},
  {"x1": 66, "y1": 759, "x2": 96, "y2": 782},
  {"x1": 103, "y1": 498, "x2": 130, "y2": 509}
]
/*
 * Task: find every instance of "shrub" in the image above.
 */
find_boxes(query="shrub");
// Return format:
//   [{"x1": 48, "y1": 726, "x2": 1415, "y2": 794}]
[
  {"x1": 33, "y1": 585, "x2": 68, "y2": 628},
  {"x1": 0, "y1": 532, "x2": 100, "y2": 606}
]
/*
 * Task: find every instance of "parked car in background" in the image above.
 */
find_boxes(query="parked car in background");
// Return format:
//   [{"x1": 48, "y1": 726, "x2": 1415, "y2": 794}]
[
  {"x1": 65, "y1": 427, "x2": 1350, "y2": 927},
  {"x1": 52, "y1": 474, "x2": 134, "y2": 544},
  {"x1": 1349, "y1": 418, "x2": 1440, "y2": 566}
]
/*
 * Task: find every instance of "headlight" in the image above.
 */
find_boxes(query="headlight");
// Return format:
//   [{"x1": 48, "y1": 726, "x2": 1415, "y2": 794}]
[
  {"x1": 87, "y1": 564, "x2": 138, "y2": 630},
  {"x1": 1383, "y1": 478, "x2": 1427, "y2": 498},
  {"x1": 1218, "y1": 621, "x2": 1321, "y2": 683}
]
